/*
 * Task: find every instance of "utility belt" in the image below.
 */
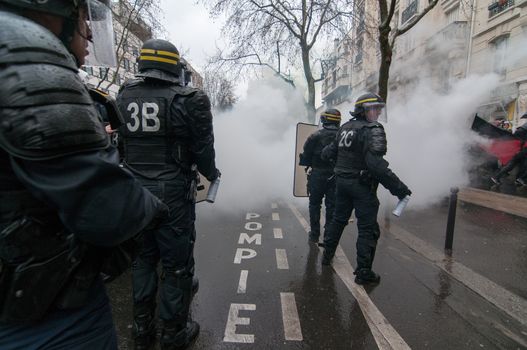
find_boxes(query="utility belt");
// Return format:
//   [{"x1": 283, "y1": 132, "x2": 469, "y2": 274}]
[
  {"x1": 338, "y1": 169, "x2": 377, "y2": 188},
  {"x1": 0, "y1": 215, "x2": 135, "y2": 324}
]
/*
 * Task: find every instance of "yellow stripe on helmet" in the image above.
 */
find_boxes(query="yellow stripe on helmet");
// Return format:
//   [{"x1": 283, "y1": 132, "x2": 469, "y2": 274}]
[
  {"x1": 355, "y1": 97, "x2": 380, "y2": 105},
  {"x1": 139, "y1": 56, "x2": 179, "y2": 65},
  {"x1": 140, "y1": 49, "x2": 180, "y2": 60},
  {"x1": 321, "y1": 113, "x2": 341, "y2": 120}
]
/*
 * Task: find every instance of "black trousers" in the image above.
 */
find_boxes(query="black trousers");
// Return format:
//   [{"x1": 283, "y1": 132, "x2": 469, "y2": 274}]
[
  {"x1": 307, "y1": 169, "x2": 336, "y2": 239},
  {"x1": 324, "y1": 176, "x2": 380, "y2": 270},
  {"x1": 132, "y1": 176, "x2": 195, "y2": 329}
]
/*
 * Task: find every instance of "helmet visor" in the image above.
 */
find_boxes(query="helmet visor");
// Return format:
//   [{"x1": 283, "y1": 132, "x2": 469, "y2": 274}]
[
  {"x1": 85, "y1": 0, "x2": 117, "y2": 67},
  {"x1": 363, "y1": 102, "x2": 387, "y2": 123}
]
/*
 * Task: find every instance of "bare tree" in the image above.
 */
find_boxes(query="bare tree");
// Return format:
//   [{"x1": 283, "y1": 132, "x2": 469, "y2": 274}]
[
  {"x1": 96, "y1": 0, "x2": 166, "y2": 91},
  {"x1": 377, "y1": 0, "x2": 439, "y2": 100},
  {"x1": 201, "y1": 0, "x2": 354, "y2": 120},
  {"x1": 203, "y1": 71, "x2": 238, "y2": 112}
]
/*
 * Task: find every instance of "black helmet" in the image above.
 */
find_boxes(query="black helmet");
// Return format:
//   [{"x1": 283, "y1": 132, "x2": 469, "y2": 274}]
[
  {"x1": 351, "y1": 92, "x2": 385, "y2": 118},
  {"x1": 138, "y1": 39, "x2": 181, "y2": 77},
  {"x1": 320, "y1": 108, "x2": 341, "y2": 126}
]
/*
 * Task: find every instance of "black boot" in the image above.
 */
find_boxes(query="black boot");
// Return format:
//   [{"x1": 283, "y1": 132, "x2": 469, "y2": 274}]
[
  {"x1": 322, "y1": 248, "x2": 335, "y2": 266},
  {"x1": 133, "y1": 313, "x2": 156, "y2": 350},
  {"x1": 160, "y1": 321, "x2": 200, "y2": 350},
  {"x1": 354, "y1": 268, "x2": 380, "y2": 285}
]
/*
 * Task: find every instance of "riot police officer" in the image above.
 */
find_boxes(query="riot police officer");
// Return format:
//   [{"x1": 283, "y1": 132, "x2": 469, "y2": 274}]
[
  {"x1": 0, "y1": 1, "x2": 167, "y2": 349},
  {"x1": 299, "y1": 109, "x2": 341, "y2": 243},
  {"x1": 321, "y1": 93, "x2": 411, "y2": 285},
  {"x1": 117, "y1": 39, "x2": 219, "y2": 350}
]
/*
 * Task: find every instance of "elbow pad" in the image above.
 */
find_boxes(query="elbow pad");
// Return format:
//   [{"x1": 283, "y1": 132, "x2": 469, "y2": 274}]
[{"x1": 368, "y1": 125, "x2": 387, "y2": 156}]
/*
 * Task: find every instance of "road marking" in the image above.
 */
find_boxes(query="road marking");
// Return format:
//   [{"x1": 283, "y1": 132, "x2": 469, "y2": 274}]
[
  {"x1": 272, "y1": 212, "x2": 280, "y2": 221},
  {"x1": 280, "y1": 292, "x2": 303, "y2": 341},
  {"x1": 234, "y1": 248, "x2": 257, "y2": 264},
  {"x1": 246, "y1": 213, "x2": 260, "y2": 220},
  {"x1": 271, "y1": 203, "x2": 278, "y2": 209},
  {"x1": 238, "y1": 232, "x2": 262, "y2": 245},
  {"x1": 245, "y1": 222, "x2": 262, "y2": 231},
  {"x1": 287, "y1": 201, "x2": 411, "y2": 350},
  {"x1": 237, "y1": 270, "x2": 248, "y2": 294},
  {"x1": 273, "y1": 228, "x2": 283, "y2": 239},
  {"x1": 275, "y1": 249, "x2": 289, "y2": 270},
  {"x1": 388, "y1": 223, "x2": 527, "y2": 327},
  {"x1": 224, "y1": 303, "x2": 256, "y2": 343}
]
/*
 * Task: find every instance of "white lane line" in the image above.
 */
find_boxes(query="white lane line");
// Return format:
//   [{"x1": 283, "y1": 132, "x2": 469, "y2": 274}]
[
  {"x1": 280, "y1": 292, "x2": 303, "y2": 341},
  {"x1": 237, "y1": 270, "x2": 248, "y2": 294},
  {"x1": 388, "y1": 223, "x2": 527, "y2": 327},
  {"x1": 271, "y1": 203, "x2": 278, "y2": 209},
  {"x1": 272, "y1": 212, "x2": 280, "y2": 221},
  {"x1": 273, "y1": 228, "x2": 283, "y2": 239},
  {"x1": 275, "y1": 249, "x2": 289, "y2": 270},
  {"x1": 287, "y1": 201, "x2": 411, "y2": 350}
]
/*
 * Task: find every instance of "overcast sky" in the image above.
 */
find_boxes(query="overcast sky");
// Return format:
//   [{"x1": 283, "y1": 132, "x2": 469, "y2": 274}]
[{"x1": 159, "y1": 0, "x2": 224, "y2": 72}]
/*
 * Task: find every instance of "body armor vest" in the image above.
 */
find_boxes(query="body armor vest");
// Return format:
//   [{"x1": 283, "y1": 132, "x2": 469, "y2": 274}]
[
  {"x1": 118, "y1": 79, "x2": 195, "y2": 176},
  {"x1": 310, "y1": 127, "x2": 338, "y2": 171},
  {"x1": 334, "y1": 119, "x2": 375, "y2": 175},
  {"x1": 0, "y1": 11, "x2": 110, "y2": 323}
]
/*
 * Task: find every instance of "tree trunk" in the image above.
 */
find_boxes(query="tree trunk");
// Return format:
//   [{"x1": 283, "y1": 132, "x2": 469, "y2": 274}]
[
  {"x1": 377, "y1": 27, "x2": 392, "y2": 101},
  {"x1": 301, "y1": 41, "x2": 316, "y2": 123}
]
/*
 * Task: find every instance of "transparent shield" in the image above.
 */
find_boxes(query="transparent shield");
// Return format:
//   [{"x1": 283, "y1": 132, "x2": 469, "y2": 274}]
[
  {"x1": 294, "y1": 123, "x2": 319, "y2": 197},
  {"x1": 85, "y1": 0, "x2": 117, "y2": 67}
]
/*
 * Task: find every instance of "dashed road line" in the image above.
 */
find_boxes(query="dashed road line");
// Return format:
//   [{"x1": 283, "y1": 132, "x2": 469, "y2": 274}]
[
  {"x1": 287, "y1": 201, "x2": 411, "y2": 350},
  {"x1": 280, "y1": 292, "x2": 303, "y2": 341},
  {"x1": 271, "y1": 202, "x2": 278, "y2": 209},
  {"x1": 237, "y1": 270, "x2": 248, "y2": 294},
  {"x1": 275, "y1": 249, "x2": 289, "y2": 270},
  {"x1": 387, "y1": 223, "x2": 527, "y2": 327},
  {"x1": 273, "y1": 228, "x2": 283, "y2": 239},
  {"x1": 272, "y1": 212, "x2": 280, "y2": 221}
]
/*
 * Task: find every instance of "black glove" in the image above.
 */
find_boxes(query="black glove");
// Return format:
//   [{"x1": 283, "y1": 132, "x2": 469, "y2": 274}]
[
  {"x1": 396, "y1": 185, "x2": 412, "y2": 200},
  {"x1": 207, "y1": 168, "x2": 221, "y2": 182}
]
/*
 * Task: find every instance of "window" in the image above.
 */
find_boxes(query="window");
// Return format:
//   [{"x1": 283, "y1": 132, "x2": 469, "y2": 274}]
[
  {"x1": 446, "y1": 5, "x2": 459, "y2": 24},
  {"x1": 491, "y1": 35, "x2": 509, "y2": 76}
]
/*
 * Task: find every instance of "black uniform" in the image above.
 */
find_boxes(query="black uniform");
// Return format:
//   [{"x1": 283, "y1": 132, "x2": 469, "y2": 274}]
[
  {"x1": 0, "y1": 11, "x2": 165, "y2": 349},
  {"x1": 117, "y1": 69, "x2": 218, "y2": 347},
  {"x1": 321, "y1": 118, "x2": 410, "y2": 275},
  {"x1": 299, "y1": 124, "x2": 338, "y2": 242}
]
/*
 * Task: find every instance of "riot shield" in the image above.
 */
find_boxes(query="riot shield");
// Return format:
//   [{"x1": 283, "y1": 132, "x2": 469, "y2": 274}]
[{"x1": 294, "y1": 122, "x2": 318, "y2": 197}]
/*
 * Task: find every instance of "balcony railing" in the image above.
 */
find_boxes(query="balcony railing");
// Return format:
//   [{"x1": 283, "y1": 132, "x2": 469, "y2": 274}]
[
  {"x1": 402, "y1": 0, "x2": 418, "y2": 24},
  {"x1": 488, "y1": 0, "x2": 514, "y2": 17}
]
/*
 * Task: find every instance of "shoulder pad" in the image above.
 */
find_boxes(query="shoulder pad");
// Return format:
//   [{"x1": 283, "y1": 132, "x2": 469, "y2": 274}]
[
  {"x1": 173, "y1": 85, "x2": 200, "y2": 97},
  {"x1": 364, "y1": 121, "x2": 384, "y2": 129},
  {"x1": 0, "y1": 11, "x2": 77, "y2": 71},
  {"x1": 0, "y1": 64, "x2": 109, "y2": 160},
  {"x1": 183, "y1": 89, "x2": 211, "y2": 110},
  {"x1": 89, "y1": 88, "x2": 124, "y2": 129},
  {"x1": 368, "y1": 124, "x2": 387, "y2": 156}
]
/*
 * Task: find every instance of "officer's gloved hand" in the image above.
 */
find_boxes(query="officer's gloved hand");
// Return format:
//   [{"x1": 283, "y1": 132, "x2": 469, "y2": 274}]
[
  {"x1": 397, "y1": 186, "x2": 412, "y2": 200},
  {"x1": 207, "y1": 168, "x2": 221, "y2": 182}
]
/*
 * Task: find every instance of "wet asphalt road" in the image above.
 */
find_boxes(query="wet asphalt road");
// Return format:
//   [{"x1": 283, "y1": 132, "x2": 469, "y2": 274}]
[{"x1": 107, "y1": 196, "x2": 527, "y2": 349}]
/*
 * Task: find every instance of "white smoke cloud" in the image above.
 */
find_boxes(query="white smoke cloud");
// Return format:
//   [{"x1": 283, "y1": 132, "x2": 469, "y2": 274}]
[
  {"x1": 209, "y1": 75, "x2": 308, "y2": 212},
  {"x1": 380, "y1": 73, "x2": 500, "y2": 209}
]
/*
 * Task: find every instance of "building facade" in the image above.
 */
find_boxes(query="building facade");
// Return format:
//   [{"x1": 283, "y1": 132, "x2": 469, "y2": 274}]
[{"x1": 321, "y1": 0, "x2": 527, "y2": 129}]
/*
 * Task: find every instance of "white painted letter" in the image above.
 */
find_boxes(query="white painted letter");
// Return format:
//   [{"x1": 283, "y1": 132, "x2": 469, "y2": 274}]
[
  {"x1": 246, "y1": 213, "x2": 260, "y2": 220},
  {"x1": 244, "y1": 222, "x2": 262, "y2": 231},
  {"x1": 223, "y1": 303, "x2": 256, "y2": 343},
  {"x1": 234, "y1": 248, "x2": 257, "y2": 264},
  {"x1": 238, "y1": 233, "x2": 262, "y2": 245}
]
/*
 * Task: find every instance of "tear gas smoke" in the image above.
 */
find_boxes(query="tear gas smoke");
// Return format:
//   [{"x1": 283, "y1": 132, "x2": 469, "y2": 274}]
[
  {"x1": 381, "y1": 74, "x2": 499, "y2": 209},
  {"x1": 204, "y1": 76, "x2": 308, "y2": 213}
]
